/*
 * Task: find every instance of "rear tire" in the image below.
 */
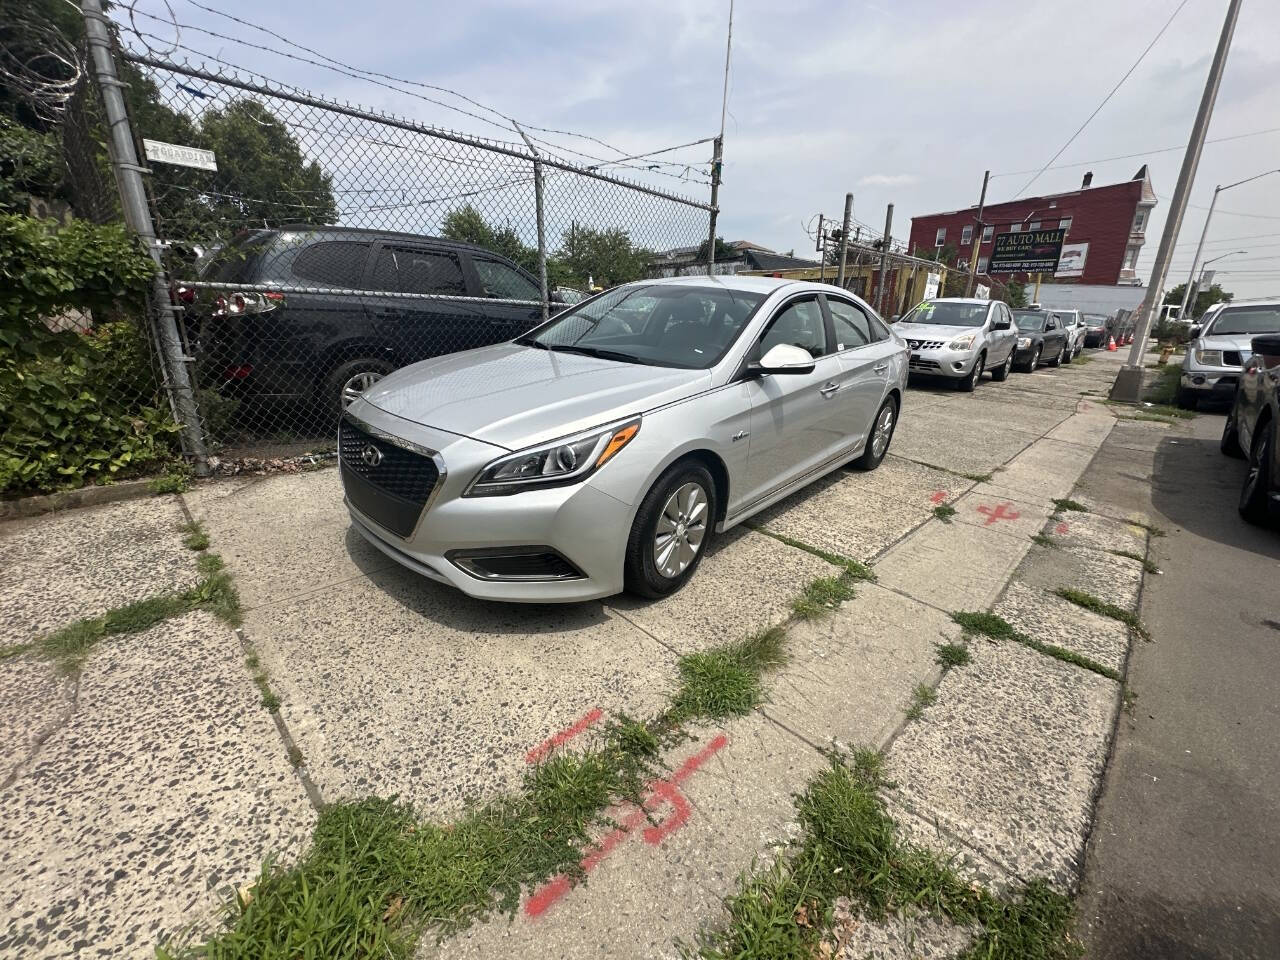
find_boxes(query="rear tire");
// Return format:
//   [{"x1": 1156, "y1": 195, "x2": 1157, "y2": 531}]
[
  {"x1": 1220, "y1": 408, "x2": 1244, "y2": 458},
  {"x1": 990, "y1": 349, "x2": 1013, "y2": 382},
  {"x1": 1062, "y1": 342, "x2": 1073, "y2": 365},
  {"x1": 1239, "y1": 420, "x2": 1275, "y2": 525},
  {"x1": 1175, "y1": 388, "x2": 1199, "y2": 411},
  {"x1": 853, "y1": 396, "x2": 899, "y2": 471},
  {"x1": 624, "y1": 461, "x2": 717, "y2": 599},
  {"x1": 958, "y1": 353, "x2": 985, "y2": 392},
  {"x1": 325, "y1": 357, "x2": 395, "y2": 414}
]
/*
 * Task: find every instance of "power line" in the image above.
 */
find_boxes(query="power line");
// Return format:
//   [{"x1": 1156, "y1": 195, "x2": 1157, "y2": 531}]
[
  {"x1": 1187, "y1": 203, "x2": 1280, "y2": 221},
  {"x1": 1011, "y1": 0, "x2": 1190, "y2": 199}
]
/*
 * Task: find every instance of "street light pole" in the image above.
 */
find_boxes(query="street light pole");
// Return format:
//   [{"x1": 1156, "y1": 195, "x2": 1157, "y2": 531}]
[
  {"x1": 1112, "y1": 0, "x2": 1243, "y2": 402},
  {"x1": 1175, "y1": 169, "x2": 1280, "y2": 320},
  {"x1": 1183, "y1": 249, "x2": 1246, "y2": 319}
]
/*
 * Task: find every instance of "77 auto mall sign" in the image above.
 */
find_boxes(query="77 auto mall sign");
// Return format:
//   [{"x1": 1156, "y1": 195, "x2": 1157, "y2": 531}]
[{"x1": 988, "y1": 228, "x2": 1066, "y2": 273}]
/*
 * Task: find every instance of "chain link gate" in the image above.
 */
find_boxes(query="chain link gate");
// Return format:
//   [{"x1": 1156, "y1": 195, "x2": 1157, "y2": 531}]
[{"x1": 118, "y1": 50, "x2": 715, "y2": 464}]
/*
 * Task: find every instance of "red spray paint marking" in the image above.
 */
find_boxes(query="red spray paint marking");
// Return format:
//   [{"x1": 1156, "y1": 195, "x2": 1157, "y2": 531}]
[
  {"x1": 1055, "y1": 521, "x2": 1070, "y2": 535},
  {"x1": 523, "y1": 733, "x2": 730, "y2": 918},
  {"x1": 976, "y1": 502, "x2": 1021, "y2": 526},
  {"x1": 929, "y1": 490, "x2": 948, "y2": 504},
  {"x1": 525, "y1": 708, "x2": 603, "y2": 765}
]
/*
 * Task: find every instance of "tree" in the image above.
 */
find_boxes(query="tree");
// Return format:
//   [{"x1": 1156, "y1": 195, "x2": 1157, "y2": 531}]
[
  {"x1": 696, "y1": 235, "x2": 734, "y2": 262},
  {"x1": 441, "y1": 204, "x2": 538, "y2": 275},
  {"x1": 998, "y1": 279, "x2": 1027, "y2": 308},
  {"x1": 1164, "y1": 282, "x2": 1232, "y2": 319},
  {"x1": 558, "y1": 225, "x2": 652, "y2": 288}
]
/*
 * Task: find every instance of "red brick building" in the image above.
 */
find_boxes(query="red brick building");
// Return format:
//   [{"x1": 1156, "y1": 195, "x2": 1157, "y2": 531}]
[{"x1": 907, "y1": 167, "x2": 1157, "y2": 286}]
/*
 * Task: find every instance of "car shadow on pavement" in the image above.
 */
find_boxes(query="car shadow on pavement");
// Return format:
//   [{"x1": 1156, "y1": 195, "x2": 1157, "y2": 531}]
[
  {"x1": 1150, "y1": 435, "x2": 1280, "y2": 558},
  {"x1": 343, "y1": 526, "x2": 614, "y2": 634}
]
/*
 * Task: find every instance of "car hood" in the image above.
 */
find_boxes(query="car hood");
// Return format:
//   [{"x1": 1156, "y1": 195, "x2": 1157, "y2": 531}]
[
  {"x1": 1199, "y1": 332, "x2": 1275, "y2": 352},
  {"x1": 895, "y1": 322, "x2": 976, "y2": 341},
  {"x1": 361, "y1": 342, "x2": 712, "y2": 450}
]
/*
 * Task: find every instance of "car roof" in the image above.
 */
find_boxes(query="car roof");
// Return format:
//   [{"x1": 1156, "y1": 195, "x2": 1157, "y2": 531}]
[
  {"x1": 269, "y1": 223, "x2": 512, "y2": 256},
  {"x1": 925, "y1": 297, "x2": 994, "y2": 305},
  {"x1": 638, "y1": 274, "x2": 800, "y2": 294}
]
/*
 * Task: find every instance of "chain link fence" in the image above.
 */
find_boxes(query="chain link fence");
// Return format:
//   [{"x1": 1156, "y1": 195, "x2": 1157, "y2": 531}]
[{"x1": 119, "y1": 52, "x2": 715, "y2": 464}]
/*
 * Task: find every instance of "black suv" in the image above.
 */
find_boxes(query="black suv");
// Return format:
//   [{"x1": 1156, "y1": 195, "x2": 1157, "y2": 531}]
[{"x1": 191, "y1": 225, "x2": 554, "y2": 413}]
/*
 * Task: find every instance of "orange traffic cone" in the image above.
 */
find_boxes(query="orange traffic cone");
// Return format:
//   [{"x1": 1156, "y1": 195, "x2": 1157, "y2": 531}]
[{"x1": 1107, "y1": 335, "x2": 1118, "y2": 351}]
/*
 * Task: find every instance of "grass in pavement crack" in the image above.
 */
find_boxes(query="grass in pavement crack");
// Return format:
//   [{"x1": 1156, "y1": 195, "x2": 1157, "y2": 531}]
[
  {"x1": 910, "y1": 460, "x2": 994, "y2": 484},
  {"x1": 935, "y1": 642, "x2": 971, "y2": 669},
  {"x1": 904, "y1": 682, "x2": 937, "y2": 721},
  {"x1": 1050, "y1": 498, "x2": 1088, "y2": 514},
  {"x1": 748, "y1": 526, "x2": 876, "y2": 583},
  {"x1": 669, "y1": 626, "x2": 788, "y2": 721},
  {"x1": 933, "y1": 504, "x2": 957, "y2": 523},
  {"x1": 181, "y1": 520, "x2": 210, "y2": 551},
  {"x1": 1031, "y1": 533, "x2": 1058, "y2": 548},
  {"x1": 791, "y1": 574, "x2": 858, "y2": 621},
  {"x1": 952, "y1": 610, "x2": 1122, "y2": 681},
  {"x1": 694, "y1": 752, "x2": 1081, "y2": 960},
  {"x1": 1054, "y1": 588, "x2": 1150, "y2": 640},
  {"x1": 1110, "y1": 549, "x2": 1160, "y2": 574}
]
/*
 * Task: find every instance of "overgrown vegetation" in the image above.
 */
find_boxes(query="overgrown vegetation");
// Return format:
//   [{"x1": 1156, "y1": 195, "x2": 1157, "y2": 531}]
[
  {"x1": 149, "y1": 468, "x2": 192, "y2": 495},
  {"x1": 1110, "y1": 549, "x2": 1159, "y2": 574},
  {"x1": 669, "y1": 627, "x2": 788, "y2": 722},
  {"x1": 182, "y1": 520, "x2": 210, "y2": 551},
  {"x1": 905, "y1": 683, "x2": 938, "y2": 721},
  {"x1": 791, "y1": 574, "x2": 858, "y2": 621},
  {"x1": 1051, "y1": 498, "x2": 1087, "y2": 514},
  {"x1": 696, "y1": 754, "x2": 1080, "y2": 960},
  {"x1": 953, "y1": 610, "x2": 1121, "y2": 681},
  {"x1": 935, "y1": 643, "x2": 971, "y2": 669},
  {"x1": 1031, "y1": 533, "x2": 1058, "y2": 549},
  {"x1": 0, "y1": 551, "x2": 240, "y2": 672},
  {"x1": 745, "y1": 526, "x2": 876, "y2": 583},
  {"x1": 933, "y1": 504, "x2": 957, "y2": 522},
  {"x1": 1054, "y1": 588, "x2": 1151, "y2": 640}
]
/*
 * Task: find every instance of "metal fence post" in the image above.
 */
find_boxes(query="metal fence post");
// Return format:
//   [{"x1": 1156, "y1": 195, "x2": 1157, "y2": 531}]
[
  {"x1": 706, "y1": 135, "x2": 722, "y2": 275},
  {"x1": 875, "y1": 203, "x2": 894, "y2": 314},
  {"x1": 81, "y1": 0, "x2": 210, "y2": 476},
  {"x1": 513, "y1": 123, "x2": 549, "y2": 319},
  {"x1": 836, "y1": 192, "x2": 852, "y2": 287}
]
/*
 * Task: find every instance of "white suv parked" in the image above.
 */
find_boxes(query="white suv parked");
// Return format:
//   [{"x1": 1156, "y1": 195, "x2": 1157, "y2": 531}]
[{"x1": 896, "y1": 297, "x2": 1019, "y2": 391}]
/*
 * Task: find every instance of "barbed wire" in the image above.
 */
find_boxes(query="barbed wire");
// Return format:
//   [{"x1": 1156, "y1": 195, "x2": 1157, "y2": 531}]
[{"x1": 0, "y1": 7, "x2": 83, "y2": 120}]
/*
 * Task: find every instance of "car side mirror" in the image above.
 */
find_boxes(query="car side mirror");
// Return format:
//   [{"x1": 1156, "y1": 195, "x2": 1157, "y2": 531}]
[
  {"x1": 1189, "y1": 325, "x2": 1202, "y2": 338},
  {"x1": 751, "y1": 343, "x2": 816, "y2": 375},
  {"x1": 993, "y1": 318, "x2": 1011, "y2": 330}
]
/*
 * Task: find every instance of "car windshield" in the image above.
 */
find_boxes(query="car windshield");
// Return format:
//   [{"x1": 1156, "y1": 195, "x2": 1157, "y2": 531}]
[
  {"x1": 1083, "y1": 314, "x2": 1107, "y2": 325},
  {"x1": 900, "y1": 301, "x2": 988, "y2": 327},
  {"x1": 1013, "y1": 312, "x2": 1046, "y2": 332},
  {"x1": 517, "y1": 283, "x2": 765, "y2": 369},
  {"x1": 1206, "y1": 305, "x2": 1280, "y2": 336}
]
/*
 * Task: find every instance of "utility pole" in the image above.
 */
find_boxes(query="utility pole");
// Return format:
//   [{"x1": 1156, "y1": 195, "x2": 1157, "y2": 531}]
[
  {"x1": 1112, "y1": 0, "x2": 1243, "y2": 402},
  {"x1": 875, "y1": 203, "x2": 894, "y2": 314},
  {"x1": 513, "y1": 124, "x2": 549, "y2": 320},
  {"x1": 816, "y1": 214, "x2": 826, "y2": 283},
  {"x1": 81, "y1": 0, "x2": 210, "y2": 475},
  {"x1": 706, "y1": 136, "x2": 723, "y2": 276},
  {"x1": 964, "y1": 170, "x2": 990, "y2": 297},
  {"x1": 836, "y1": 192, "x2": 853, "y2": 287}
]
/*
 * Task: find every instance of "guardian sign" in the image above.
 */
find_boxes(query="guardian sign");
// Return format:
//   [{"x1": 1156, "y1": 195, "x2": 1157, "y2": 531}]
[{"x1": 988, "y1": 228, "x2": 1065, "y2": 273}]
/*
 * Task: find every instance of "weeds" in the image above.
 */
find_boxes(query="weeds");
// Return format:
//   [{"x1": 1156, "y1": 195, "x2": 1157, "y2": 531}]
[
  {"x1": 905, "y1": 683, "x2": 937, "y2": 721},
  {"x1": 1051, "y1": 499, "x2": 1087, "y2": 514},
  {"x1": 1054, "y1": 588, "x2": 1151, "y2": 640},
  {"x1": 1031, "y1": 534, "x2": 1058, "y2": 548},
  {"x1": 952, "y1": 610, "x2": 1121, "y2": 681},
  {"x1": 1122, "y1": 687, "x2": 1139, "y2": 717},
  {"x1": 909, "y1": 460, "x2": 994, "y2": 484},
  {"x1": 749, "y1": 527, "x2": 876, "y2": 582},
  {"x1": 149, "y1": 468, "x2": 191, "y2": 495},
  {"x1": 669, "y1": 627, "x2": 788, "y2": 722},
  {"x1": 933, "y1": 504, "x2": 957, "y2": 523},
  {"x1": 182, "y1": 521, "x2": 210, "y2": 551},
  {"x1": 935, "y1": 643, "x2": 971, "y2": 669},
  {"x1": 1110, "y1": 549, "x2": 1160, "y2": 574},
  {"x1": 792, "y1": 575, "x2": 858, "y2": 620}
]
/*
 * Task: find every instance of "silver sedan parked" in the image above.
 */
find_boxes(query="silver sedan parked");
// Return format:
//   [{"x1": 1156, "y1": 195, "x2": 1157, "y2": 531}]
[{"x1": 339, "y1": 276, "x2": 909, "y2": 602}]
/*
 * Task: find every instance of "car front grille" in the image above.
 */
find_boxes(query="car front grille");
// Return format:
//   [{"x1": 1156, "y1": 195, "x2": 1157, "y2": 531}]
[
  {"x1": 909, "y1": 357, "x2": 942, "y2": 371},
  {"x1": 907, "y1": 339, "x2": 945, "y2": 350},
  {"x1": 449, "y1": 549, "x2": 584, "y2": 581},
  {"x1": 1222, "y1": 350, "x2": 1243, "y2": 367},
  {"x1": 339, "y1": 417, "x2": 440, "y2": 538}
]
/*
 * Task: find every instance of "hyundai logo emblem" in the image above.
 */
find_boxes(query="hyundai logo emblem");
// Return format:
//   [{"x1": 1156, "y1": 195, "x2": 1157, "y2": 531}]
[{"x1": 360, "y1": 443, "x2": 383, "y2": 467}]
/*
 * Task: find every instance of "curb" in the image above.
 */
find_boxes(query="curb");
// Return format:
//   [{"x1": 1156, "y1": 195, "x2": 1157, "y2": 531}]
[{"x1": 0, "y1": 479, "x2": 155, "y2": 522}]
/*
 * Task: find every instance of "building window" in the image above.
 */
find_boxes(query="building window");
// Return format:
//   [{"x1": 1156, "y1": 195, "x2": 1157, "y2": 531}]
[
  {"x1": 1124, "y1": 246, "x2": 1140, "y2": 270},
  {"x1": 1009, "y1": 223, "x2": 1022, "y2": 233},
  {"x1": 978, "y1": 257, "x2": 989, "y2": 273},
  {"x1": 1029, "y1": 220, "x2": 1042, "y2": 231},
  {"x1": 981, "y1": 225, "x2": 993, "y2": 243},
  {"x1": 1133, "y1": 210, "x2": 1147, "y2": 232},
  {"x1": 1059, "y1": 217, "x2": 1072, "y2": 236},
  {"x1": 935, "y1": 227, "x2": 946, "y2": 247},
  {"x1": 961, "y1": 224, "x2": 973, "y2": 245}
]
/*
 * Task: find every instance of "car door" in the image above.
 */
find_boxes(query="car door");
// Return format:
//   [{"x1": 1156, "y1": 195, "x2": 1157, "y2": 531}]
[
  {"x1": 1044, "y1": 314, "x2": 1066, "y2": 357},
  {"x1": 825, "y1": 295, "x2": 896, "y2": 451},
  {"x1": 996, "y1": 303, "x2": 1018, "y2": 361},
  {"x1": 740, "y1": 295, "x2": 845, "y2": 509},
  {"x1": 465, "y1": 254, "x2": 547, "y2": 340},
  {"x1": 365, "y1": 242, "x2": 490, "y2": 363}
]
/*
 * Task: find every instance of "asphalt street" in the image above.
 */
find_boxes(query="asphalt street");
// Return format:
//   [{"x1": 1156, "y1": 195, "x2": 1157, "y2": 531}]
[{"x1": 1078, "y1": 411, "x2": 1280, "y2": 959}]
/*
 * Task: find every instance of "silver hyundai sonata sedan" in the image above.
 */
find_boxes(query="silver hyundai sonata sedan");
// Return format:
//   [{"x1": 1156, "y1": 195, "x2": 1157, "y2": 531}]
[{"x1": 339, "y1": 276, "x2": 909, "y2": 602}]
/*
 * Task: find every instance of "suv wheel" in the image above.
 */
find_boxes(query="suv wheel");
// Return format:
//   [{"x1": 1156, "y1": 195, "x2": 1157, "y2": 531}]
[
  {"x1": 1019, "y1": 345, "x2": 1041, "y2": 373},
  {"x1": 624, "y1": 460, "x2": 717, "y2": 598},
  {"x1": 990, "y1": 349, "x2": 1013, "y2": 382},
  {"x1": 1239, "y1": 419, "x2": 1275, "y2": 525},
  {"x1": 326, "y1": 358, "x2": 395, "y2": 413},
  {"x1": 958, "y1": 353, "x2": 985, "y2": 392},
  {"x1": 1049, "y1": 343, "x2": 1065, "y2": 368}
]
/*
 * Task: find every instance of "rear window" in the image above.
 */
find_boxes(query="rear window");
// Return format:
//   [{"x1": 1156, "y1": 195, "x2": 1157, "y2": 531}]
[
  {"x1": 291, "y1": 241, "x2": 372, "y2": 288},
  {"x1": 200, "y1": 231, "x2": 276, "y2": 283}
]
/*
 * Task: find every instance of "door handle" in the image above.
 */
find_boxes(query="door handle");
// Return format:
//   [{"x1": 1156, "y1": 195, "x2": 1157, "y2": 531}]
[
  {"x1": 819, "y1": 381, "x2": 841, "y2": 397},
  {"x1": 873, "y1": 363, "x2": 889, "y2": 374}
]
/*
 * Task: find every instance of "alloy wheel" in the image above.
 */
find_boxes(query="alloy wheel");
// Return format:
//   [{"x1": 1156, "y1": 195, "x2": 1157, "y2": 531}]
[
  {"x1": 654, "y1": 481, "x2": 708, "y2": 578},
  {"x1": 970, "y1": 356, "x2": 984, "y2": 388},
  {"x1": 341, "y1": 371, "x2": 384, "y2": 408},
  {"x1": 872, "y1": 403, "x2": 896, "y2": 458}
]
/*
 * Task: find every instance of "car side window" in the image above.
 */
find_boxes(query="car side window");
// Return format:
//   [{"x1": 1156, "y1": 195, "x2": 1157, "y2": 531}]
[
  {"x1": 827, "y1": 298, "x2": 874, "y2": 350},
  {"x1": 474, "y1": 258, "x2": 540, "y2": 301},
  {"x1": 292, "y1": 241, "x2": 371, "y2": 288},
  {"x1": 371, "y1": 246, "x2": 466, "y2": 296},
  {"x1": 758, "y1": 297, "x2": 829, "y2": 359},
  {"x1": 1046, "y1": 315, "x2": 1058, "y2": 330}
]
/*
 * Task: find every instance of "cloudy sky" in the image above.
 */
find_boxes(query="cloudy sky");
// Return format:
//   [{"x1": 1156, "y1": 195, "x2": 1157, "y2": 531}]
[{"x1": 121, "y1": 0, "x2": 1280, "y2": 297}]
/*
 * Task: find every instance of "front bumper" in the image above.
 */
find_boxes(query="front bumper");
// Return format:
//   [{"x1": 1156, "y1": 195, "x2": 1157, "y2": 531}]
[
  {"x1": 340, "y1": 400, "x2": 634, "y2": 602},
  {"x1": 1180, "y1": 367, "x2": 1240, "y2": 397},
  {"x1": 906, "y1": 346, "x2": 979, "y2": 379}
]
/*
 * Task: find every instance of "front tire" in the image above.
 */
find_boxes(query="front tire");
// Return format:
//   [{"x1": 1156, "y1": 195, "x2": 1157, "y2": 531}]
[
  {"x1": 1221, "y1": 408, "x2": 1244, "y2": 458},
  {"x1": 1049, "y1": 343, "x2": 1066, "y2": 368},
  {"x1": 624, "y1": 461, "x2": 717, "y2": 599},
  {"x1": 990, "y1": 349, "x2": 1013, "y2": 382},
  {"x1": 853, "y1": 396, "x2": 899, "y2": 471},
  {"x1": 1018, "y1": 345, "x2": 1041, "y2": 373},
  {"x1": 958, "y1": 353, "x2": 985, "y2": 392},
  {"x1": 1239, "y1": 420, "x2": 1275, "y2": 525}
]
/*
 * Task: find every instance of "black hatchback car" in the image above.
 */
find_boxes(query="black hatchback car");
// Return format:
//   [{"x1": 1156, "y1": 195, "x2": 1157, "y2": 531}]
[
  {"x1": 191, "y1": 225, "x2": 554, "y2": 413},
  {"x1": 1010, "y1": 309, "x2": 1071, "y2": 371}
]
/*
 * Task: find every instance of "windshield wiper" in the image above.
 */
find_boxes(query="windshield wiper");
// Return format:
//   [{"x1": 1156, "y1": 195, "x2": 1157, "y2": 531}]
[{"x1": 546, "y1": 344, "x2": 650, "y2": 364}]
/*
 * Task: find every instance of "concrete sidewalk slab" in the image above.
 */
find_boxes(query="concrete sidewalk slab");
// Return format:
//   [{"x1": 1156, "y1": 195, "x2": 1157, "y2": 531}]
[
  {"x1": 978, "y1": 435, "x2": 1097, "y2": 502},
  {"x1": 993, "y1": 581, "x2": 1130, "y2": 675},
  {"x1": 1045, "y1": 411, "x2": 1116, "y2": 448},
  {"x1": 885, "y1": 640, "x2": 1117, "y2": 889},
  {"x1": 431, "y1": 715, "x2": 826, "y2": 960},
  {"x1": 832, "y1": 902, "x2": 975, "y2": 960},
  {"x1": 1105, "y1": 420, "x2": 1173, "y2": 454},
  {"x1": 944, "y1": 396, "x2": 1074, "y2": 435},
  {"x1": 0, "y1": 495, "x2": 198, "y2": 646},
  {"x1": 890, "y1": 414, "x2": 1037, "y2": 478},
  {"x1": 862, "y1": 456, "x2": 971, "y2": 504},
  {"x1": 761, "y1": 583, "x2": 960, "y2": 752},
  {"x1": 1051, "y1": 511, "x2": 1148, "y2": 556},
  {"x1": 0, "y1": 657, "x2": 72, "y2": 786},
  {"x1": 1016, "y1": 543, "x2": 1144, "y2": 612},
  {"x1": 250, "y1": 570, "x2": 680, "y2": 817},
  {"x1": 873, "y1": 520, "x2": 1030, "y2": 613},
  {"x1": 609, "y1": 527, "x2": 835, "y2": 652},
  {"x1": 0, "y1": 611, "x2": 313, "y2": 959},
  {"x1": 949, "y1": 489, "x2": 1053, "y2": 541}
]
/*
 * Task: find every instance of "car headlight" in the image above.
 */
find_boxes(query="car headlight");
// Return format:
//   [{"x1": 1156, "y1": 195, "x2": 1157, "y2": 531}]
[
  {"x1": 1017, "y1": 337, "x2": 1032, "y2": 348},
  {"x1": 948, "y1": 334, "x2": 976, "y2": 350},
  {"x1": 465, "y1": 418, "x2": 641, "y2": 496},
  {"x1": 1195, "y1": 347, "x2": 1223, "y2": 366}
]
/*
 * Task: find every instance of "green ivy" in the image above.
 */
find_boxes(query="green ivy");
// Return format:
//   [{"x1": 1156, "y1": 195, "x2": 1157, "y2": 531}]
[{"x1": 0, "y1": 214, "x2": 181, "y2": 495}]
